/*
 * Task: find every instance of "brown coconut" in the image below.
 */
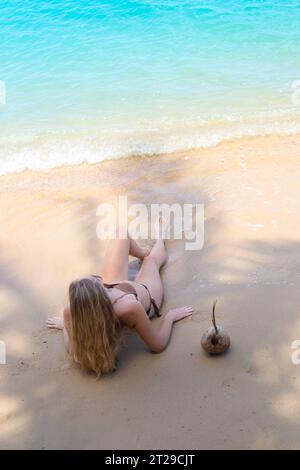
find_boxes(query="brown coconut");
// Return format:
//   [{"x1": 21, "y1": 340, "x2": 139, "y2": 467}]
[{"x1": 201, "y1": 300, "x2": 230, "y2": 355}]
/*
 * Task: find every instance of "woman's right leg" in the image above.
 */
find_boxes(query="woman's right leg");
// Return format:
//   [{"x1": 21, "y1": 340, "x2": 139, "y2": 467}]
[
  {"x1": 101, "y1": 237, "x2": 130, "y2": 283},
  {"x1": 101, "y1": 229, "x2": 149, "y2": 283}
]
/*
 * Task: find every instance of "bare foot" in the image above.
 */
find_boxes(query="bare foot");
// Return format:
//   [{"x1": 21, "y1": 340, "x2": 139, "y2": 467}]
[
  {"x1": 132, "y1": 245, "x2": 152, "y2": 260},
  {"x1": 46, "y1": 317, "x2": 64, "y2": 330},
  {"x1": 154, "y1": 215, "x2": 169, "y2": 240},
  {"x1": 139, "y1": 245, "x2": 151, "y2": 259}
]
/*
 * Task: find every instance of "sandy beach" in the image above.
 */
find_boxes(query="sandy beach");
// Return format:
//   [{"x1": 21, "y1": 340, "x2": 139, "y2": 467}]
[{"x1": 1, "y1": 133, "x2": 300, "y2": 449}]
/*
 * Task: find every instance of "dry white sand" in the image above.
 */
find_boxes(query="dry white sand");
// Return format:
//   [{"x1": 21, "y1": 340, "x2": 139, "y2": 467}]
[{"x1": 1, "y1": 134, "x2": 300, "y2": 449}]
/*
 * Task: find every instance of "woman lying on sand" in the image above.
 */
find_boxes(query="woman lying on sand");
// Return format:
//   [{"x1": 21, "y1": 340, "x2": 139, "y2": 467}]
[{"x1": 46, "y1": 217, "x2": 193, "y2": 376}]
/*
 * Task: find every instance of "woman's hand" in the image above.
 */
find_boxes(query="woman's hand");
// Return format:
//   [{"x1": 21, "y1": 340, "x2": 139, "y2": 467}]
[
  {"x1": 167, "y1": 306, "x2": 194, "y2": 322},
  {"x1": 45, "y1": 316, "x2": 64, "y2": 330}
]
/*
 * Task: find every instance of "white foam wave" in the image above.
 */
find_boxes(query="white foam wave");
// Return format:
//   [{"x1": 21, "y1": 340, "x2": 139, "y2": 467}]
[{"x1": 1, "y1": 116, "x2": 300, "y2": 176}]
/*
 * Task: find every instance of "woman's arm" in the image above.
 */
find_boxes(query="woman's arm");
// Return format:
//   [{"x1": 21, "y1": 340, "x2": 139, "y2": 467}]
[
  {"x1": 62, "y1": 307, "x2": 71, "y2": 352},
  {"x1": 125, "y1": 302, "x2": 193, "y2": 353},
  {"x1": 46, "y1": 307, "x2": 71, "y2": 353}
]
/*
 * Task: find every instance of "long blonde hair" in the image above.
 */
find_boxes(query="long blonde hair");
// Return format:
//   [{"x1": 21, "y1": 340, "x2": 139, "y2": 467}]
[{"x1": 68, "y1": 276, "x2": 121, "y2": 377}]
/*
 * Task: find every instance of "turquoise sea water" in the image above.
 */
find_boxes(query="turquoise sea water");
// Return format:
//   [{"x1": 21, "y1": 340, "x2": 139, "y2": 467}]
[{"x1": 1, "y1": 0, "x2": 300, "y2": 174}]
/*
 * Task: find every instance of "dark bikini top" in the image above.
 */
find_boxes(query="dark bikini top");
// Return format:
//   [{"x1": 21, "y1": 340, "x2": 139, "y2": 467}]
[{"x1": 104, "y1": 281, "x2": 160, "y2": 317}]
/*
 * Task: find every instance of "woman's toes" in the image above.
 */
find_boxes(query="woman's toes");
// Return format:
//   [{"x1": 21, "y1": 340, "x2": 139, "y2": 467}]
[{"x1": 143, "y1": 246, "x2": 152, "y2": 258}]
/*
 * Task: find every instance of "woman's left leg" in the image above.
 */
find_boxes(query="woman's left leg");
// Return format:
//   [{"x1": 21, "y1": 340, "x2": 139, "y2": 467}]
[{"x1": 134, "y1": 238, "x2": 167, "y2": 310}]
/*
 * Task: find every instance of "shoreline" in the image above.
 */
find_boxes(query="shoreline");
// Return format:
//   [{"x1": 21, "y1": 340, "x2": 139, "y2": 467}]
[
  {"x1": 1, "y1": 132, "x2": 300, "y2": 449},
  {"x1": 1, "y1": 130, "x2": 300, "y2": 182}
]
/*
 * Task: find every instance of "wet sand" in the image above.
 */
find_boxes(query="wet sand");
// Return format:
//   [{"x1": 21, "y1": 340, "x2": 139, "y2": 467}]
[{"x1": 1, "y1": 134, "x2": 300, "y2": 449}]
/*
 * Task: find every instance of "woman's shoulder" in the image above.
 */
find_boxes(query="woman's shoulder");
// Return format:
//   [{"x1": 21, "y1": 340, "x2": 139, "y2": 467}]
[
  {"x1": 114, "y1": 297, "x2": 143, "y2": 326},
  {"x1": 63, "y1": 306, "x2": 71, "y2": 320}
]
